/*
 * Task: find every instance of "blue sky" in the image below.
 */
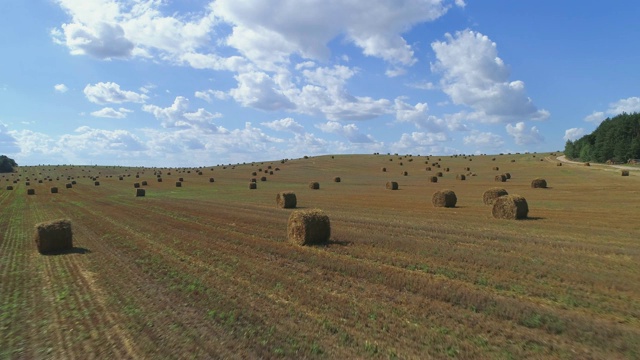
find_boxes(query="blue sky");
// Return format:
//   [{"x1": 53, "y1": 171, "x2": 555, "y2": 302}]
[{"x1": 1, "y1": 0, "x2": 639, "y2": 167}]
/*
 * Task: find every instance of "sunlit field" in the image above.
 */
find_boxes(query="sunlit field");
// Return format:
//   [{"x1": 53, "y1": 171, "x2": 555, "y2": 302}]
[{"x1": 1, "y1": 152, "x2": 638, "y2": 359}]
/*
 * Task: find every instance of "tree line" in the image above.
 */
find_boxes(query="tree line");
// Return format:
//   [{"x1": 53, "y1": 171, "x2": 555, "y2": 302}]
[
  {"x1": 0, "y1": 155, "x2": 17, "y2": 173},
  {"x1": 564, "y1": 112, "x2": 640, "y2": 163}
]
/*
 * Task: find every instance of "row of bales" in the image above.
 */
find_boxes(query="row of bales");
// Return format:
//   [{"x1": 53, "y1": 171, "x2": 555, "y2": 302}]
[{"x1": 27, "y1": 151, "x2": 636, "y2": 254}]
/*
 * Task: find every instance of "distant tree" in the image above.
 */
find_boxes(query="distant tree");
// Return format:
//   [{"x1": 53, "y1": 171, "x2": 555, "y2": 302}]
[
  {"x1": 565, "y1": 113, "x2": 640, "y2": 162},
  {"x1": 0, "y1": 155, "x2": 17, "y2": 173}
]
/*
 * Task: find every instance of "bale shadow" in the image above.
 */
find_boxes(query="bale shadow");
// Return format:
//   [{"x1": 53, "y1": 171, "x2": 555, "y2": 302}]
[
  {"x1": 42, "y1": 247, "x2": 91, "y2": 256},
  {"x1": 313, "y1": 239, "x2": 352, "y2": 247},
  {"x1": 522, "y1": 217, "x2": 545, "y2": 221}
]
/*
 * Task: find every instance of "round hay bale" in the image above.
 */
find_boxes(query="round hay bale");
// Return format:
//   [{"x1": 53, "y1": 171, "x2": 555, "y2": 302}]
[
  {"x1": 249, "y1": 182, "x2": 257, "y2": 189},
  {"x1": 65, "y1": 183, "x2": 72, "y2": 189},
  {"x1": 175, "y1": 181, "x2": 182, "y2": 187},
  {"x1": 34, "y1": 219, "x2": 73, "y2": 254},
  {"x1": 276, "y1": 192, "x2": 297, "y2": 208},
  {"x1": 556, "y1": 162, "x2": 562, "y2": 166},
  {"x1": 402, "y1": 171, "x2": 408, "y2": 176},
  {"x1": 381, "y1": 167, "x2": 387, "y2": 172},
  {"x1": 493, "y1": 166, "x2": 500, "y2": 171},
  {"x1": 531, "y1": 178, "x2": 547, "y2": 188},
  {"x1": 510, "y1": 159, "x2": 516, "y2": 163},
  {"x1": 261, "y1": 176, "x2": 267, "y2": 181},
  {"x1": 157, "y1": 178, "x2": 163, "y2": 182},
  {"x1": 25, "y1": 181, "x2": 30, "y2": 186},
  {"x1": 492, "y1": 195, "x2": 528, "y2": 220},
  {"x1": 72, "y1": 181, "x2": 77, "y2": 185},
  {"x1": 179, "y1": 177, "x2": 184, "y2": 182},
  {"x1": 432, "y1": 189, "x2": 457, "y2": 208},
  {"x1": 621, "y1": 170, "x2": 630, "y2": 176},
  {"x1": 465, "y1": 167, "x2": 470, "y2": 171},
  {"x1": 425, "y1": 167, "x2": 431, "y2": 171},
  {"x1": 136, "y1": 188, "x2": 145, "y2": 197},
  {"x1": 119, "y1": 177, "x2": 123, "y2": 180},
  {"x1": 252, "y1": 172, "x2": 257, "y2": 176},
  {"x1": 482, "y1": 187, "x2": 508, "y2": 205},
  {"x1": 428, "y1": 176, "x2": 437, "y2": 183},
  {"x1": 309, "y1": 181, "x2": 320, "y2": 190},
  {"x1": 6, "y1": 185, "x2": 13, "y2": 190},
  {"x1": 494, "y1": 175, "x2": 506, "y2": 182},
  {"x1": 444, "y1": 168, "x2": 450, "y2": 172},
  {"x1": 141, "y1": 181, "x2": 148, "y2": 186},
  {"x1": 333, "y1": 177, "x2": 341, "y2": 182},
  {"x1": 50, "y1": 187, "x2": 58, "y2": 194},
  {"x1": 287, "y1": 209, "x2": 330, "y2": 246},
  {"x1": 436, "y1": 172, "x2": 443, "y2": 177},
  {"x1": 250, "y1": 178, "x2": 257, "y2": 183},
  {"x1": 94, "y1": 181, "x2": 100, "y2": 186},
  {"x1": 584, "y1": 162, "x2": 590, "y2": 166},
  {"x1": 456, "y1": 174, "x2": 466, "y2": 180},
  {"x1": 209, "y1": 177, "x2": 215, "y2": 182},
  {"x1": 503, "y1": 172, "x2": 511, "y2": 179},
  {"x1": 386, "y1": 181, "x2": 398, "y2": 190},
  {"x1": 134, "y1": 183, "x2": 141, "y2": 188}
]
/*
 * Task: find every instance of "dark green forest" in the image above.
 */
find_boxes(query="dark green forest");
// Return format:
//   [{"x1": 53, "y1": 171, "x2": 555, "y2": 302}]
[
  {"x1": 564, "y1": 112, "x2": 640, "y2": 163},
  {"x1": 0, "y1": 155, "x2": 18, "y2": 173}
]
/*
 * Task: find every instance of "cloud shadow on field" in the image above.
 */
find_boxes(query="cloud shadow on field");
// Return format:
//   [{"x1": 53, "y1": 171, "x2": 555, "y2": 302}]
[{"x1": 42, "y1": 247, "x2": 92, "y2": 256}]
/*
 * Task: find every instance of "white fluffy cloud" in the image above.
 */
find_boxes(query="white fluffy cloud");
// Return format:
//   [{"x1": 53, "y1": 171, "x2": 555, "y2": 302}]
[
  {"x1": 142, "y1": 96, "x2": 225, "y2": 133},
  {"x1": 391, "y1": 131, "x2": 449, "y2": 153},
  {"x1": 212, "y1": 0, "x2": 451, "y2": 70},
  {"x1": 229, "y1": 72, "x2": 295, "y2": 111},
  {"x1": 394, "y1": 99, "x2": 447, "y2": 132},
  {"x1": 506, "y1": 122, "x2": 544, "y2": 145},
  {"x1": 84, "y1": 82, "x2": 148, "y2": 104},
  {"x1": 585, "y1": 96, "x2": 640, "y2": 123},
  {"x1": 195, "y1": 89, "x2": 228, "y2": 103},
  {"x1": 0, "y1": 124, "x2": 20, "y2": 154},
  {"x1": 316, "y1": 121, "x2": 374, "y2": 143},
  {"x1": 54, "y1": 84, "x2": 69, "y2": 93},
  {"x1": 60, "y1": 126, "x2": 146, "y2": 152},
  {"x1": 564, "y1": 128, "x2": 586, "y2": 141},
  {"x1": 90, "y1": 107, "x2": 132, "y2": 119},
  {"x1": 432, "y1": 30, "x2": 549, "y2": 123},
  {"x1": 584, "y1": 111, "x2": 606, "y2": 123},
  {"x1": 463, "y1": 131, "x2": 504, "y2": 148},
  {"x1": 51, "y1": 0, "x2": 216, "y2": 60},
  {"x1": 261, "y1": 118, "x2": 305, "y2": 134}
]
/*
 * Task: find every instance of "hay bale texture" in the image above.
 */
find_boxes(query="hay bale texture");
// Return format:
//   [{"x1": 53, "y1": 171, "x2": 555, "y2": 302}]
[
  {"x1": 287, "y1": 209, "x2": 330, "y2": 246},
  {"x1": 386, "y1": 181, "x2": 398, "y2": 190},
  {"x1": 309, "y1": 181, "x2": 320, "y2": 190},
  {"x1": 492, "y1": 195, "x2": 528, "y2": 220},
  {"x1": 432, "y1": 189, "x2": 457, "y2": 208},
  {"x1": 483, "y1": 188, "x2": 508, "y2": 205},
  {"x1": 34, "y1": 219, "x2": 73, "y2": 253},
  {"x1": 276, "y1": 192, "x2": 297, "y2": 208},
  {"x1": 333, "y1": 177, "x2": 341, "y2": 182},
  {"x1": 456, "y1": 174, "x2": 466, "y2": 180},
  {"x1": 249, "y1": 182, "x2": 257, "y2": 189},
  {"x1": 495, "y1": 175, "x2": 506, "y2": 182},
  {"x1": 27, "y1": 189, "x2": 35, "y2": 195},
  {"x1": 50, "y1": 187, "x2": 58, "y2": 194},
  {"x1": 429, "y1": 176, "x2": 438, "y2": 183},
  {"x1": 531, "y1": 178, "x2": 547, "y2": 188},
  {"x1": 136, "y1": 188, "x2": 145, "y2": 197},
  {"x1": 621, "y1": 170, "x2": 630, "y2": 176}
]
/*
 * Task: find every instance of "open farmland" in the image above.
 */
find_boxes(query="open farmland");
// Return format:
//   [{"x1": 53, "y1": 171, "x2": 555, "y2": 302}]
[{"x1": 1, "y1": 153, "x2": 639, "y2": 359}]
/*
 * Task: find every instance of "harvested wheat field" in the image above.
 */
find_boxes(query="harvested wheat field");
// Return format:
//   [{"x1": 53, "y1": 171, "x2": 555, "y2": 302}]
[{"x1": 1, "y1": 153, "x2": 639, "y2": 359}]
